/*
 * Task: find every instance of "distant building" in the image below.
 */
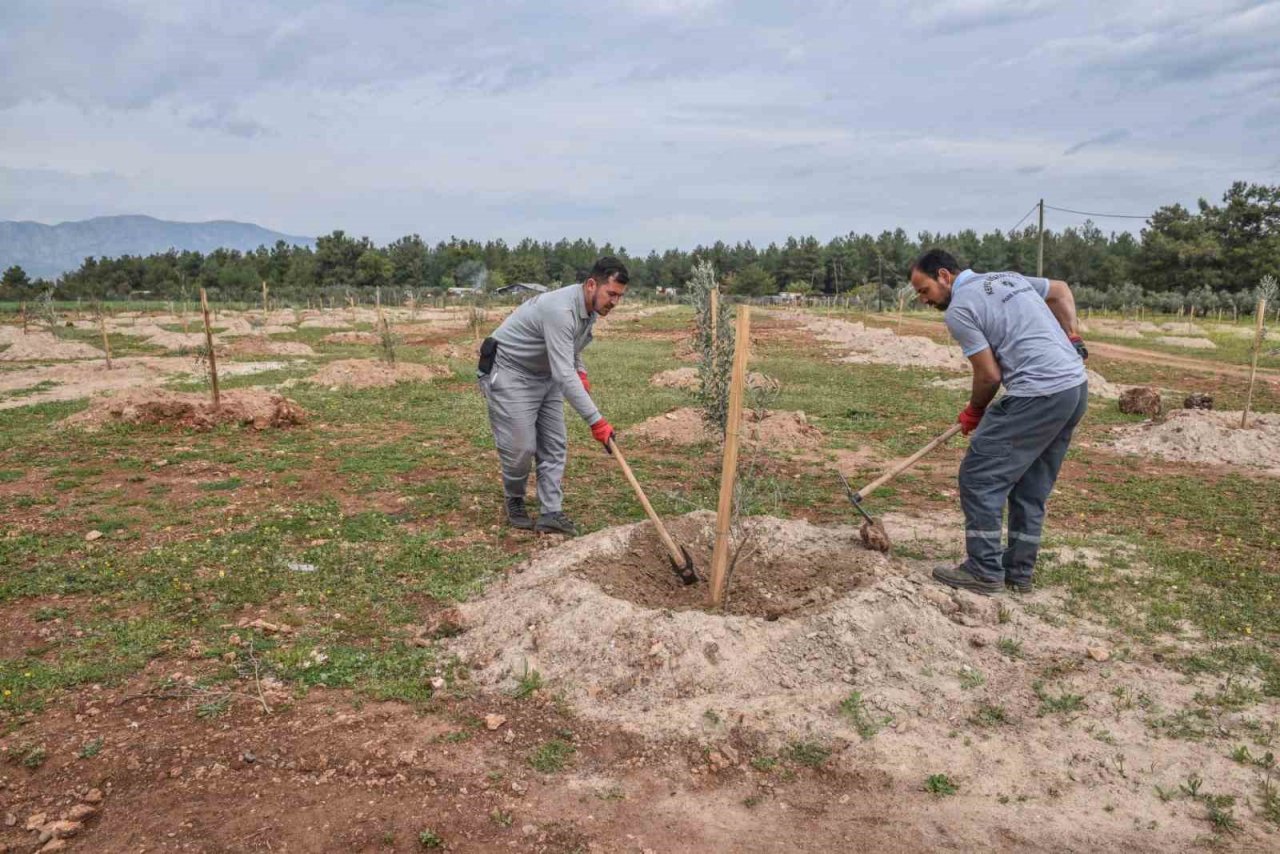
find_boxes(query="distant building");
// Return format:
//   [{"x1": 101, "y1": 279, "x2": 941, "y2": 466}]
[
  {"x1": 446, "y1": 286, "x2": 483, "y2": 298},
  {"x1": 495, "y1": 282, "x2": 549, "y2": 296}
]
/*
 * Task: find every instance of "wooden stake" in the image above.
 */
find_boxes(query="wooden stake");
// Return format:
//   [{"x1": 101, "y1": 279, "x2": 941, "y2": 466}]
[
  {"x1": 261, "y1": 280, "x2": 269, "y2": 320},
  {"x1": 199, "y1": 288, "x2": 221, "y2": 409},
  {"x1": 20, "y1": 302, "x2": 28, "y2": 335},
  {"x1": 1242, "y1": 296, "x2": 1268, "y2": 429},
  {"x1": 709, "y1": 305, "x2": 751, "y2": 608},
  {"x1": 98, "y1": 310, "x2": 112, "y2": 370}
]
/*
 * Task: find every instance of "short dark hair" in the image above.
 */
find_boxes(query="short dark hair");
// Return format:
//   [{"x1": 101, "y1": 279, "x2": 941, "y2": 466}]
[
  {"x1": 589, "y1": 256, "x2": 629, "y2": 285},
  {"x1": 910, "y1": 248, "x2": 960, "y2": 280}
]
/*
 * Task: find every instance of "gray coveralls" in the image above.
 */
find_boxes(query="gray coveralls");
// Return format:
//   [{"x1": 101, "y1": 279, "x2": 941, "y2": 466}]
[
  {"x1": 478, "y1": 286, "x2": 600, "y2": 513},
  {"x1": 943, "y1": 270, "x2": 1089, "y2": 586}
]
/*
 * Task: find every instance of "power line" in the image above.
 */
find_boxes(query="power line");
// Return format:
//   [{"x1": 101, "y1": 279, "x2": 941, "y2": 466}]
[
  {"x1": 1043, "y1": 203, "x2": 1149, "y2": 220},
  {"x1": 1009, "y1": 202, "x2": 1039, "y2": 232}
]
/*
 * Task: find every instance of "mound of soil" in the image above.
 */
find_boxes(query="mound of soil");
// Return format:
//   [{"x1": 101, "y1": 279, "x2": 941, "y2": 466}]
[
  {"x1": 308, "y1": 359, "x2": 452, "y2": 389},
  {"x1": 224, "y1": 336, "x2": 316, "y2": 357},
  {"x1": 930, "y1": 369, "x2": 1124, "y2": 400},
  {"x1": 1183, "y1": 393, "x2": 1214, "y2": 410},
  {"x1": 627, "y1": 407, "x2": 822, "y2": 449},
  {"x1": 1155, "y1": 336, "x2": 1216, "y2": 349},
  {"x1": 0, "y1": 331, "x2": 106, "y2": 361},
  {"x1": 790, "y1": 314, "x2": 969, "y2": 371},
  {"x1": 299, "y1": 318, "x2": 352, "y2": 329},
  {"x1": 649, "y1": 367, "x2": 777, "y2": 392},
  {"x1": 573, "y1": 515, "x2": 876, "y2": 618},
  {"x1": 1159, "y1": 322, "x2": 1204, "y2": 335},
  {"x1": 61, "y1": 389, "x2": 305, "y2": 431},
  {"x1": 1112, "y1": 409, "x2": 1280, "y2": 472},
  {"x1": 143, "y1": 331, "x2": 207, "y2": 352},
  {"x1": 320, "y1": 331, "x2": 381, "y2": 345}
]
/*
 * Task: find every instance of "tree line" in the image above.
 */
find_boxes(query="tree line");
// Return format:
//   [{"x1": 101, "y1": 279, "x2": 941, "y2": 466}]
[{"x1": 2, "y1": 181, "x2": 1276, "y2": 308}]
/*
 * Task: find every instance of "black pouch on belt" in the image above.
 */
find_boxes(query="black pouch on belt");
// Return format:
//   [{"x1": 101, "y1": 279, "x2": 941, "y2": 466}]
[{"x1": 477, "y1": 336, "x2": 498, "y2": 376}]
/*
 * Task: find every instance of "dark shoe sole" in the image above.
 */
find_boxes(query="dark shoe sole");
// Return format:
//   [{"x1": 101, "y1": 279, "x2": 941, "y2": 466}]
[
  {"x1": 507, "y1": 516, "x2": 535, "y2": 530},
  {"x1": 534, "y1": 520, "x2": 577, "y2": 536},
  {"x1": 931, "y1": 566, "x2": 1003, "y2": 597},
  {"x1": 1005, "y1": 582, "x2": 1033, "y2": 594}
]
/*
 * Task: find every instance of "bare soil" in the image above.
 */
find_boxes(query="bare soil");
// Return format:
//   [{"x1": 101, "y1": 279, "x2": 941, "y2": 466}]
[
  {"x1": 0, "y1": 331, "x2": 106, "y2": 361},
  {"x1": 649, "y1": 367, "x2": 776, "y2": 392},
  {"x1": 784, "y1": 312, "x2": 970, "y2": 371},
  {"x1": 1155, "y1": 336, "x2": 1216, "y2": 349},
  {"x1": 308, "y1": 359, "x2": 452, "y2": 389},
  {"x1": 59, "y1": 389, "x2": 306, "y2": 431},
  {"x1": 1111, "y1": 409, "x2": 1280, "y2": 473},
  {"x1": 571, "y1": 515, "x2": 876, "y2": 618},
  {"x1": 224, "y1": 336, "x2": 316, "y2": 357}
]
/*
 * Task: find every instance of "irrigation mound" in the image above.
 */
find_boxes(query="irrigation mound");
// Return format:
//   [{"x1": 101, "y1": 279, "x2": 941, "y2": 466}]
[
  {"x1": 1112, "y1": 409, "x2": 1280, "y2": 472},
  {"x1": 1155, "y1": 336, "x2": 1216, "y2": 349},
  {"x1": 224, "y1": 337, "x2": 316, "y2": 357},
  {"x1": 789, "y1": 313, "x2": 969, "y2": 371},
  {"x1": 649, "y1": 367, "x2": 777, "y2": 392},
  {"x1": 930, "y1": 369, "x2": 1124, "y2": 400},
  {"x1": 61, "y1": 389, "x2": 305, "y2": 431},
  {"x1": 308, "y1": 359, "x2": 452, "y2": 389},
  {"x1": 320, "y1": 331, "x2": 381, "y2": 345},
  {"x1": 0, "y1": 331, "x2": 106, "y2": 361},
  {"x1": 627, "y1": 406, "x2": 821, "y2": 449}
]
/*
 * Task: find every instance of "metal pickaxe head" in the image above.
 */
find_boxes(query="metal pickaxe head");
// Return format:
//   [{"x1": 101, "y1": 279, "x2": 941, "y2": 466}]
[
  {"x1": 837, "y1": 472, "x2": 876, "y2": 526},
  {"x1": 669, "y1": 544, "x2": 698, "y2": 586}
]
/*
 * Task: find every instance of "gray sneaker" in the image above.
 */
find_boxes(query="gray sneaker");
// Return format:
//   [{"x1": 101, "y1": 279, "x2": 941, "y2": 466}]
[
  {"x1": 932, "y1": 564, "x2": 1002, "y2": 597},
  {"x1": 534, "y1": 511, "x2": 577, "y2": 536},
  {"x1": 505, "y1": 497, "x2": 534, "y2": 530}
]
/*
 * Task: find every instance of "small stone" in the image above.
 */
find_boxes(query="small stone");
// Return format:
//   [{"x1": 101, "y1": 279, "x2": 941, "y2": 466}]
[
  {"x1": 41, "y1": 840, "x2": 69, "y2": 852},
  {"x1": 503, "y1": 729, "x2": 516, "y2": 744},
  {"x1": 1086, "y1": 646, "x2": 1110, "y2": 662},
  {"x1": 83, "y1": 789, "x2": 104, "y2": 804},
  {"x1": 43, "y1": 820, "x2": 82, "y2": 839},
  {"x1": 65, "y1": 804, "x2": 97, "y2": 822},
  {"x1": 484, "y1": 714, "x2": 507, "y2": 731},
  {"x1": 430, "y1": 677, "x2": 446, "y2": 690},
  {"x1": 26, "y1": 813, "x2": 48, "y2": 831},
  {"x1": 85, "y1": 530, "x2": 103, "y2": 542}
]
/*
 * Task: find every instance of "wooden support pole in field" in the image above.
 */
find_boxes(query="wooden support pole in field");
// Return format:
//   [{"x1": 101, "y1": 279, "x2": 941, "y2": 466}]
[
  {"x1": 1242, "y1": 294, "x2": 1269, "y2": 429},
  {"x1": 261, "y1": 280, "x2": 269, "y2": 321},
  {"x1": 200, "y1": 288, "x2": 221, "y2": 410},
  {"x1": 98, "y1": 310, "x2": 112, "y2": 370},
  {"x1": 20, "y1": 302, "x2": 28, "y2": 335},
  {"x1": 709, "y1": 305, "x2": 751, "y2": 608}
]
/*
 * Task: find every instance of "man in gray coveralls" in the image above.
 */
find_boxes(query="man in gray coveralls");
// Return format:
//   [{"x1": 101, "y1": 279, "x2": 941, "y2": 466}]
[
  {"x1": 477, "y1": 257, "x2": 627, "y2": 536},
  {"x1": 909, "y1": 249, "x2": 1089, "y2": 596}
]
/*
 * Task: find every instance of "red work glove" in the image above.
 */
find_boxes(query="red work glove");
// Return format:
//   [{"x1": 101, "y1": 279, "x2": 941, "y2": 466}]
[
  {"x1": 957, "y1": 403, "x2": 985, "y2": 437},
  {"x1": 590, "y1": 418, "x2": 615, "y2": 452},
  {"x1": 578, "y1": 370, "x2": 591, "y2": 392},
  {"x1": 1068, "y1": 334, "x2": 1088, "y2": 360}
]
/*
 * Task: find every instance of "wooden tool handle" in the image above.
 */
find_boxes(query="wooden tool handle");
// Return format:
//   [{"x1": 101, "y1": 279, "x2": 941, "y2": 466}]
[
  {"x1": 608, "y1": 438, "x2": 683, "y2": 563},
  {"x1": 854, "y1": 423, "x2": 963, "y2": 501}
]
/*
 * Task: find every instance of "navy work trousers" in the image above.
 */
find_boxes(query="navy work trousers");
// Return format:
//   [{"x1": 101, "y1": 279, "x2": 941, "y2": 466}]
[{"x1": 959, "y1": 381, "x2": 1088, "y2": 585}]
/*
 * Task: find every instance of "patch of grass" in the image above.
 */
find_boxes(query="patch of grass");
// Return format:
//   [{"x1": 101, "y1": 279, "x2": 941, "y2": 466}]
[
  {"x1": 513, "y1": 666, "x2": 543, "y2": 700},
  {"x1": 996, "y1": 637, "x2": 1023, "y2": 659},
  {"x1": 750, "y1": 755, "x2": 778, "y2": 772},
  {"x1": 20, "y1": 743, "x2": 47, "y2": 768},
  {"x1": 196, "y1": 694, "x2": 232, "y2": 719},
  {"x1": 417, "y1": 828, "x2": 444, "y2": 848},
  {"x1": 1034, "y1": 681, "x2": 1086, "y2": 716},
  {"x1": 199, "y1": 477, "x2": 243, "y2": 491},
  {"x1": 926, "y1": 773, "x2": 958, "y2": 796},
  {"x1": 528, "y1": 738, "x2": 575, "y2": 773},
  {"x1": 839, "y1": 691, "x2": 886, "y2": 739},
  {"x1": 785, "y1": 741, "x2": 831, "y2": 768},
  {"x1": 78, "y1": 737, "x2": 103, "y2": 758},
  {"x1": 970, "y1": 704, "x2": 1009, "y2": 728},
  {"x1": 33, "y1": 606, "x2": 71, "y2": 622}
]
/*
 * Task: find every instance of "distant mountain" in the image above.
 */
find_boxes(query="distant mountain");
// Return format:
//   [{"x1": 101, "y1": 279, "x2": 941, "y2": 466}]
[{"x1": 0, "y1": 215, "x2": 315, "y2": 279}]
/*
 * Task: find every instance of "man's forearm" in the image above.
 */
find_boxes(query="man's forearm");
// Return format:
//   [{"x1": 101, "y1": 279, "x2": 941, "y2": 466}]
[
  {"x1": 970, "y1": 377, "x2": 1001, "y2": 410},
  {"x1": 1046, "y1": 280, "x2": 1079, "y2": 337}
]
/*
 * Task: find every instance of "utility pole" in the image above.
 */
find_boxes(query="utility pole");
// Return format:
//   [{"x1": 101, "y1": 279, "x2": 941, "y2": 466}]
[{"x1": 1036, "y1": 198, "x2": 1045, "y2": 277}]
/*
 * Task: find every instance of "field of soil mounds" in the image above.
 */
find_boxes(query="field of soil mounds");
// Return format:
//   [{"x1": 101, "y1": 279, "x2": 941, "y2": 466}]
[
  {"x1": 223, "y1": 336, "x2": 316, "y2": 357},
  {"x1": 627, "y1": 407, "x2": 821, "y2": 449},
  {"x1": 61, "y1": 389, "x2": 305, "y2": 431},
  {"x1": 649, "y1": 367, "x2": 777, "y2": 392},
  {"x1": 1111, "y1": 409, "x2": 1280, "y2": 472},
  {"x1": 786, "y1": 313, "x2": 969, "y2": 371},
  {"x1": 307, "y1": 359, "x2": 452, "y2": 389}
]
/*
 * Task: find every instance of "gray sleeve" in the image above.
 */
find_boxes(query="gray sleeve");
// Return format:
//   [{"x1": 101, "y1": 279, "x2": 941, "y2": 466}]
[
  {"x1": 945, "y1": 305, "x2": 991, "y2": 358},
  {"x1": 542, "y1": 303, "x2": 601, "y2": 425},
  {"x1": 1025, "y1": 276, "x2": 1051, "y2": 298}
]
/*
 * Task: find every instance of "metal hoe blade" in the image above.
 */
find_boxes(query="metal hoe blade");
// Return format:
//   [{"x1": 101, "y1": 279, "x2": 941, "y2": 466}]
[
  {"x1": 669, "y1": 544, "x2": 698, "y2": 586},
  {"x1": 837, "y1": 472, "x2": 877, "y2": 526}
]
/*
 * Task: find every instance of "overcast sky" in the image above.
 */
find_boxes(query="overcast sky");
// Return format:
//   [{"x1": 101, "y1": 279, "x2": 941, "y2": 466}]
[{"x1": 1, "y1": 0, "x2": 1277, "y2": 251}]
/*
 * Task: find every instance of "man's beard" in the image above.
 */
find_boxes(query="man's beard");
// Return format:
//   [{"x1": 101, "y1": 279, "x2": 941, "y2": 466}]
[{"x1": 933, "y1": 295, "x2": 950, "y2": 311}]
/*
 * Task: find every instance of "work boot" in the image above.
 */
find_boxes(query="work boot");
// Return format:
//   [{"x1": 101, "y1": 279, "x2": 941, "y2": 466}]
[
  {"x1": 534, "y1": 511, "x2": 578, "y2": 536},
  {"x1": 505, "y1": 496, "x2": 534, "y2": 530},
  {"x1": 932, "y1": 564, "x2": 1002, "y2": 597},
  {"x1": 1005, "y1": 578, "x2": 1033, "y2": 594}
]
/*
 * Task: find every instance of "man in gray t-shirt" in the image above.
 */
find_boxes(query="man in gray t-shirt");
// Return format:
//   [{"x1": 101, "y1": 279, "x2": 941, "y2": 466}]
[
  {"x1": 477, "y1": 257, "x2": 626, "y2": 535},
  {"x1": 909, "y1": 249, "x2": 1089, "y2": 596}
]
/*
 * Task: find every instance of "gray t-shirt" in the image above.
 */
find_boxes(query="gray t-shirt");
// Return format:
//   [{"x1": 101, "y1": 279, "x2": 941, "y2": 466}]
[
  {"x1": 491, "y1": 284, "x2": 601, "y2": 424},
  {"x1": 944, "y1": 269, "x2": 1085, "y2": 397}
]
